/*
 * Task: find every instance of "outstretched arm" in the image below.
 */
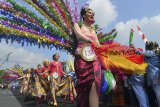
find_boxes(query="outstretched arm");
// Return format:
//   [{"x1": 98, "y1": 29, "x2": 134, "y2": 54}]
[{"x1": 40, "y1": 70, "x2": 48, "y2": 75}]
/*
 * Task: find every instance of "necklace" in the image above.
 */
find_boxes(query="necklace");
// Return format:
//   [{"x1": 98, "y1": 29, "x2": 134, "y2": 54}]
[
  {"x1": 83, "y1": 23, "x2": 93, "y2": 33},
  {"x1": 83, "y1": 23, "x2": 92, "y2": 28}
]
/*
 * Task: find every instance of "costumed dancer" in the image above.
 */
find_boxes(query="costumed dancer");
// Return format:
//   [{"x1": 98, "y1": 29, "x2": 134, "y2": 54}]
[
  {"x1": 32, "y1": 71, "x2": 47, "y2": 105},
  {"x1": 48, "y1": 53, "x2": 66, "y2": 106},
  {"x1": 40, "y1": 60, "x2": 50, "y2": 102},
  {"x1": 41, "y1": 60, "x2": 50, "y2": 80},
  {"x1": 35, "y1": 64, "x2": 42, "y2": 75},
  {"x1": 74, "y1": 6, "x2": 102, "y2": 107},
  {"x1": 57, "y1": 60, "x2": 77, "y2": 102},
  {"x1": 18, "y1": 68, "x2": 34, "y2": 101},
  {"x1": 18, "y1": 69, "x2": 31, "y2": 96}
]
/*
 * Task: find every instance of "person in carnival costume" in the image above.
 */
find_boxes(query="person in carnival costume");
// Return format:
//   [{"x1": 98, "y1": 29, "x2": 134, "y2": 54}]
[
  {"x1": 56, "y1": 59, "x2": 77, "y2": 102},
  {"x1": 32, "y1": 71, "x2": 47, "y2": 105},
  {"x1": 18, "y1": 68, "x2": 34, "y2": 101},
  {"x1": 74, "y1": 6, "x2": 102, "y2": 107},
  {"x1": 41, "y1": 60, "x2": 50, "y2": 80},
  {"x1": 49, "y1": 53, "x2": 66, "y2": 83},
  {"x1": 48, "y1": 53, "x2": 66, "y2": 106},
  {"x1": 18, "y1": 69, "x2": 32, "y2": 96},
  {"x1": 35, "y1": 64, "x2": 42, "y2": 75},
  {"x1": 39, "y1": 60, "x2": 50, "y2": 103}
]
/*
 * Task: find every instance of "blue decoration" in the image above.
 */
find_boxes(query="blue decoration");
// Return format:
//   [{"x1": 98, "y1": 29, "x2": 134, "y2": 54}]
[
  {"x1": 100, "y1": 72, "x2": 108, "y2": 93},
  {"x1": 0, "y1": 9, "x2": 68, "y2": 42}
]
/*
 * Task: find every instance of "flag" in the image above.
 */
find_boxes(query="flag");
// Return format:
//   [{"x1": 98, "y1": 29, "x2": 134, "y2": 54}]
[
  {"x1": 129, "y1": 29, "x2": 134, "y2": 45},
  {"x1": 137, "y1": 26, "x2": 148, "y2": 43}
]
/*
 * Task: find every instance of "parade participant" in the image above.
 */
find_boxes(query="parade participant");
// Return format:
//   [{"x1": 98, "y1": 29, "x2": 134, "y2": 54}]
[
  {"x1": 35, "y1": 64, "x2": 42, "y2": 75},
  {"x1": 74, "y1": 6, "x2": 102, "y2": 107},
  {"x1": 145, "y1": 41, "x2": 160, "y2": 107},
  {"x1": 56, "y1": 62, "x2": 77, "y2": 102},
  {"x1": 17, "y1": 68, "x2": 34, "y2": 101},
  {"x1": 40, "y1": 60, "x2": 50, "y2": 80},
  {"x1": 122, "y1": 75, "x2": 139, "y2": 107},
  {"x1": 32, "y1": 71, "x2": 47, "y2": 105},
  {"x1": 48, "y1": 53, "x2": 66, "y2": 106},
  {"x1": 18, "y1": 69, "x2": 31, "y2": 96},
  {"x1": 39, "y1": 60, "x2": 50, "y2": 102},
  {"x1": 49, "y1": 53, "x2": 66, "y2": 82}
]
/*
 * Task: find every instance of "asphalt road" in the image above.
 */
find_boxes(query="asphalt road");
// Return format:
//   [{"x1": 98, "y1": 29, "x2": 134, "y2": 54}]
[
  {"x1": 0, "y1": 88, "x2": 77, "y2": 107},
  {"x1": 0, "y1": 88, "x2": 115, "y2": 107},
  {"x1": 0, "y1": 89, "x2": 22, "y2": 107}
]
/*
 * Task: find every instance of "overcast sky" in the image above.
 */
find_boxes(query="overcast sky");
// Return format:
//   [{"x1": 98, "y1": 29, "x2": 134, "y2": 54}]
[{"x1": 0, "y1": 0, "x2": 160, "y2": 69}]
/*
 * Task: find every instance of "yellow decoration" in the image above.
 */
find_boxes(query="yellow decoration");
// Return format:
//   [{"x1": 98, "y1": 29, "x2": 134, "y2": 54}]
[
  {"x1": 0, "y1": 24, "x2": 71, "y2": 48},
  {"x1": 101, "y1": 51, "x2": 148, "y2": 75},
  {"x1": 67, "y1": 55, "x2": 75, "y2": 71}
]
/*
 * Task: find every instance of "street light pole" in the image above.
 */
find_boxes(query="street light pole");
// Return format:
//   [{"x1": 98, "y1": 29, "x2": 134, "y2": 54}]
[
  {"x1": 0, "y1": 52, "x2": 13, "y2": 68},
  {"x1": 0, "y1": 47, "x2": 21, "y2": 69}
]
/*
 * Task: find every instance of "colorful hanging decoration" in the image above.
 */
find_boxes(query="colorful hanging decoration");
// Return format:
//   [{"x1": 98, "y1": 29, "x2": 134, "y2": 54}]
[{"x1": 0, "y1": 0, "x2": 83, "y2": 54}]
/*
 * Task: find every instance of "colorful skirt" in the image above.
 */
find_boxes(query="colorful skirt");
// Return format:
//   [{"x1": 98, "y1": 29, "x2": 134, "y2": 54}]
[
  {"x1": 56, "y1": 76, "x2": 77, "y2": 101},
  {"x1": 32, "y1": 76, "x2": 46, "y2": 97},
  {"x1": 74, "y1": 56, "x2": 102, "y2": 107}
]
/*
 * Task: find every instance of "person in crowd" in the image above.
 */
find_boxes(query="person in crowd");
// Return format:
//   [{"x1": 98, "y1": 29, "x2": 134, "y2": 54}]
[
  {"x1": 57, "y1": 62, "x2": 77, "y2": 102},
  {"x1": 122, "y1": 75, "x2": 139, "y2": 107},
  {"x1": 48, "y1": 53, "x2": 66, "y2": 106},
  {"x1": 35, "y1": 64, "x2": 42, "y2": 75},
  {"x1": 145, "y1": 41, "x2": 160, "y2": 107},
  {"x1": 32, "y1": 71, "x2": 47, "y2": 105},
  {"x1": 41, "y1": 60, "x2": 50, "y2": 80},
  {"x1": 39, "y1": 60, "x2": 51, "y2": 104},
  {"x1": 18, "y1": 68, "x2": 34, "y2": 101},
  {"x1": 128, "y1": 44, "x2": 150, "y2": 107}
]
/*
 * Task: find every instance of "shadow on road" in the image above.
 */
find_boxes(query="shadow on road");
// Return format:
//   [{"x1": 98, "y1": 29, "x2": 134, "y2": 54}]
[{"x1": 11, "y1": 88, "x2": 77, "y2": 107}]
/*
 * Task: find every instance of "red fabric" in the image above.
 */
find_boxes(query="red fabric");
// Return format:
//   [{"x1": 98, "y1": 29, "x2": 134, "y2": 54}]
[
  {"x1": 49, "y1": 61, "x2": 64, "y2": 77},
  {"x1": 41, "y1": 66, "x2": 49, "y2": 78},
  {"x1": 124, "y1": 48, "x2": 144, "y2": 64},
  {"x1": 35, "y1": 68, "x2": 42, "y2": 75},
  {"x1": 74, "y1": 56, "x2": 102, "y2": 107},
  {"x1": 126, "y1": 54, "x2": 145, "y2": 64}
]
